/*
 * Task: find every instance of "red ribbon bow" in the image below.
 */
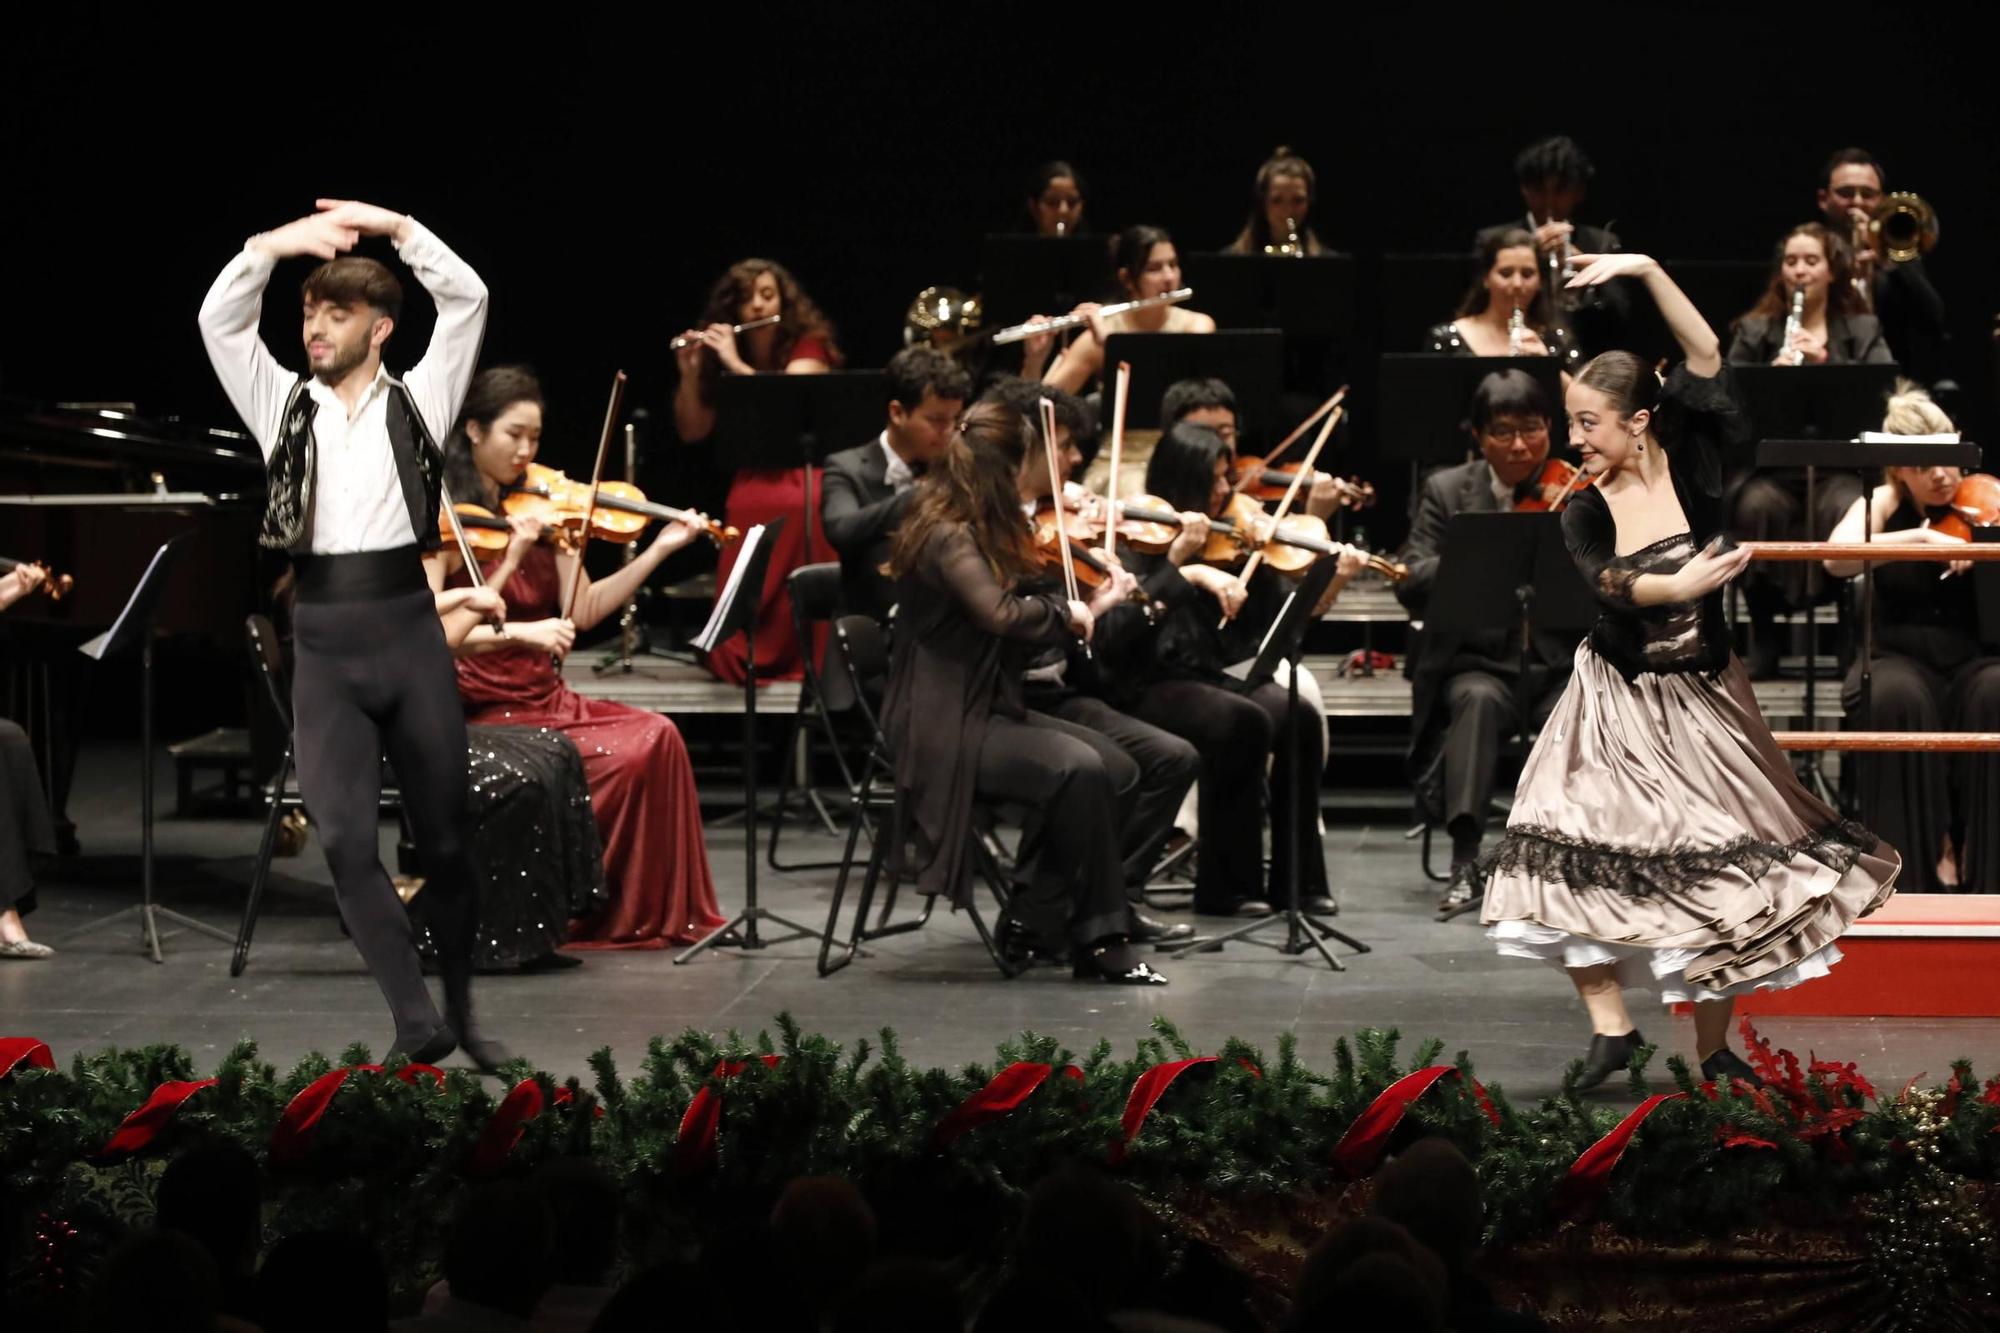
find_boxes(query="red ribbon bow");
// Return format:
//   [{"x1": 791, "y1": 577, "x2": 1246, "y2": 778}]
[
  {"x1": 0, "y1": 1037, "x2": 55, "y2": 1080},
  {"x1": 1554, "y1": 1092, "x2": 1687, "y2": 1213},
  {"x1": 674, "y1": 1055, "x2": 782, "y2": 1176},
  {"x1": 94, "y1": 1080, "x2": 219, "y2": 1162},
  {"x1": 1109, "y1": 1056, "x2": 1262, "y2": 1165},
  {"x1": 934, "y1": 1061, "x2": 1083, "y2": 1149},
  {"x1": 268, "y1": 1064, "x2": 444, "y2": 1168},
  {"x1": 1329, "y1": 1066, "x2": 1502, "y2": 1179}
]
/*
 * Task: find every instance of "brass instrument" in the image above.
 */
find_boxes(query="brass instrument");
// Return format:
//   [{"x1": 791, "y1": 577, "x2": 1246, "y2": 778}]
[
  {"x1": 1264, "y1": 215, "x2": 1304, "y2": 258},
  {"x1": 990, "y1": 288, "x2": 1194, "y2": 345},
  {"x1": 1870, "y1": 191, "x2": 1939, "y2": 264},
  {"x1": 902, "y1": 286, "x2": 982, "y2": 347},
  {"x1": 669, "y1": 314, "x2": 781, "y2": 350}
]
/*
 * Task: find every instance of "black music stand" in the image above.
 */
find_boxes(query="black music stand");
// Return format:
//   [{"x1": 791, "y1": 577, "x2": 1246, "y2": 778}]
[
  {"x1": 1378, "y1": 253, "x2": 1479, "y2": 355},
  {"x1": 1974, "y1": 528, "x2": 2000, "y2": 649},
  {"x1": 1426, "y1": 513, "x2": 1595, "y2": 922},
  {"x1": 677, "y1": 518, "x2": 819, "y2": 962},
  {"x1": 1105, "y1": 331, "x2": 1286, "y2": 434},
  {"x1": 56, "y1": 534, "x2": 231, "y2": 962},
  {"x1": 1735, "y1": 366, "x2": 1905, "y2": 443},
  {"x1": 1626, "y1": 260, "x2": 1765, "y2": 363},
  {"x1": 1179, "y1": 254, "x2": 1355, "y2": 335},
  {"x1": 1161, "y1": 557, "x2": 1370, "y2": 971},
  {"x1": 711, "y1": 371, "x2": 888, "y2": 572},
  {"x1": 979, "y1": 234, "x2": 1118, "y2": 331}
]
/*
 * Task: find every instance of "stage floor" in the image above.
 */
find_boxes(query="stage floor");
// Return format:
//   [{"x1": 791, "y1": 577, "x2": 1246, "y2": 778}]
[{"x1": 8, "y1": 745, "x2": 1990, "y2": 1105}]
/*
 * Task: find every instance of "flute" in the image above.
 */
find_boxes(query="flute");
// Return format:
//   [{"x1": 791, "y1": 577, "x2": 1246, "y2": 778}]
[
  {"x1": 990, "y1": 289, "x2": 1193, "y2": 345},
  {"x1": 670, "y1": 314, "x2": 781, "y2": 349}
]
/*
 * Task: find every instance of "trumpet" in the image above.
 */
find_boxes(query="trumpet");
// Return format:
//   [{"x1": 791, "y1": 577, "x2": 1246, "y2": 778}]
[
  {"x1": 989, "y1": 288, "x2": 1194, "y2": 345},
  {"x1": 1779, "y1": 285, "x2": 1807, "y2": 366},
  {"x1": 669, "y1": 314, "x2": 781, "y2": 350},
  {"x1": 1264, "y1": 215, "x2": 1304, "y2": 258},
  {"x1": 1507, "y1": 305, "x2": 1527, "y2": 355},
  {"x1": 1870, "y1": 191, "x2": 1939, "y2": 264}
]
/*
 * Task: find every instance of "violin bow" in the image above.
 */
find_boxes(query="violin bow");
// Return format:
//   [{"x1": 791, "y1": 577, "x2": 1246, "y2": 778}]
[
  {"x1": 1233, "y1": 385, "x2": 1347, "y2": 495},
  {"x1": 1038, "y1": 396, "x2": 1090, "y2": 657},
  {"x1": 1221, "y1": 400, "x2": 1346, "y2": 629},
  {"x1": 560, "y1": 370, "x2": 629, "y2": 624},
  {"x1": 437, "y1": 480, "x2": 504, "y2": 630},
  {"x1": 1103, "y1": 360, "x2": 1130, "y2": 565}
]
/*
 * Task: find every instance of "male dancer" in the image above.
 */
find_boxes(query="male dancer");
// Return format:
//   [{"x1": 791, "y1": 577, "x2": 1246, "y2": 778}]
[{"x1": 199, "y1": 199, "x2": 503, "y2": 1067}]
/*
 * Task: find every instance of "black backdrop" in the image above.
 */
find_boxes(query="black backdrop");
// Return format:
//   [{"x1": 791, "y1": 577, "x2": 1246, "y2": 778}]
[{"x1": 5, "y1": 10, "x2": 1995, "y2": 492}]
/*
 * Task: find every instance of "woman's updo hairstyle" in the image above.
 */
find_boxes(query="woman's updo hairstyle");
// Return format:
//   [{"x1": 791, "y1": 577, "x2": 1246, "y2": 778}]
[
  {"x1": 1574, "y1": 351, "x2": 1661, "y2": 419},
  {"x1": 1880, "y1": 378, "x2": 1955, "y2": 436}
]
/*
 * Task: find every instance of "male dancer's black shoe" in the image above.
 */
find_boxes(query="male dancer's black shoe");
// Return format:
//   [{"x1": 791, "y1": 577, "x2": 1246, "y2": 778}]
[
  {"x1": 1575, "y1": 1029, "x2": 1645, "y2": 1091},
  {"x1": 390, "y1": 1024, "x2": 458, "y2": 1067}
]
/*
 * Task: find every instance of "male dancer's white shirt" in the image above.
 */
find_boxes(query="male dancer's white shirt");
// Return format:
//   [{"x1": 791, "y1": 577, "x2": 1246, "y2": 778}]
[{"x1": 197, "y1": 220, "x2": 488, "y2": 554}]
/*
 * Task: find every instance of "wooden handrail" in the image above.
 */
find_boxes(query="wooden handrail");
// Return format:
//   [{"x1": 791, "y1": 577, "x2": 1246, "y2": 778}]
[{"x1": 1773, "y1": 732, "x2": 2000, "y2": 752}]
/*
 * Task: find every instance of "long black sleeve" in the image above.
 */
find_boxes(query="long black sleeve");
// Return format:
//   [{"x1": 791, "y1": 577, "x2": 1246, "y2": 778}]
[
  {"x1": 1395, "y1": 472, "x2": 1455, "y2": 612},
  {"x1": 925, "y1": 526, "x2": 1069, "y2": 643},
  {"x1": 822, "y1": 461, "x2": 913, "y2": 557}
]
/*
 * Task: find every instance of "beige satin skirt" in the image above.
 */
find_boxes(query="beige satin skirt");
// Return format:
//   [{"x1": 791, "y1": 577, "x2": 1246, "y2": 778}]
[{"x1": 1481, "y1": 644, "x2": 1900, "y2": 1003}]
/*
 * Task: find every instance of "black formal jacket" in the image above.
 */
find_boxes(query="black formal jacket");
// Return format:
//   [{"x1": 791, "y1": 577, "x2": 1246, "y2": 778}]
[
  {"x1": 820, "y1": 434, "x2": 916, "y2": 622},
  {"x1": 1727, "y1": 312, "x2": 1893, "y2": 366},
  {"x1": 1395, "y1": 458, "x2": 1574, "y2": 821}
]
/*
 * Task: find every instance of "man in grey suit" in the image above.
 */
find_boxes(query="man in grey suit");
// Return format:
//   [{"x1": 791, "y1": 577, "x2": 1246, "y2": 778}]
[
  {"x1": 819, "y1": 346, "x2": 970, "y2": 623},
  {"x1": 1396, "y1": 371, "x2": 1574, "y2": 900}
]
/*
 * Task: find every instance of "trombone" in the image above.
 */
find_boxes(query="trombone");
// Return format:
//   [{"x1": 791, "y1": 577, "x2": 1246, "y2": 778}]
[
  {"x1": 990, "y1": 289, "x2": 1194, "y2": 345},
  {"x1": 1867, "y1": 191, "x2": 1940, "y2": 264}
]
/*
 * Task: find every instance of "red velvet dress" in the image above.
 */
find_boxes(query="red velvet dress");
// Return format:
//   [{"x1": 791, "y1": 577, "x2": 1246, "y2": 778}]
[
  {"x1": 455, "y1": 547, "x2": 726, "y2": 947},
  {"x1": 702, "y1": 335, "x2": 835, "y2": 686}
]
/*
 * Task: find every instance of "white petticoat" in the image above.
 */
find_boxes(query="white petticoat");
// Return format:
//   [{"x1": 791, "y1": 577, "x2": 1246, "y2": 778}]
[{"x1": 1487, "y1": 920, "x2": 1845, "y2": 1005}]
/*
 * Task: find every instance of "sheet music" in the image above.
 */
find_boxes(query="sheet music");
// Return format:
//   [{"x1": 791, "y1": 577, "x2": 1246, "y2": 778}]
[
  {"x1": 692, "y1": 524, "x2": 767, "y2": 653},
  {"x1": 1858, "y1": 431, "x2": 1960, "y2": 444}
]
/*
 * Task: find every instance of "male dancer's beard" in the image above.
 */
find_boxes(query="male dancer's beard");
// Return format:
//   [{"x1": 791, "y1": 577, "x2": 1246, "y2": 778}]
[{"x1": 312, "y1": 337, "x2": 372, "y2": 385}]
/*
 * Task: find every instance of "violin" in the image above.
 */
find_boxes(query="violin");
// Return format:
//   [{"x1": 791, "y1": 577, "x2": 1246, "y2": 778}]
[
  {"x1": 1113, "y1": 494, "x2": 1408, "y2": 583},
  {"x1": 0, "y1": 555, "x2": 73, "y2": 601},
  {"x1": 1512, "y1": 458, "x2": 1595, "y2": 512},
  {"x1": 1030, "y1": 498, "x2": 1148, "y2": 597},
  {"x1": 1232, "y1": 458, "x2": 1377, "y2": 510},
  {"x1": 1924, "y1": 473, "x2": 2000, "y2": 542},
  {"x1": 437, "y1": 502, "x2": 562, "y2": 557},
  {"x1": 502, "y1": 462, "x2": 739, "y2": 548}
]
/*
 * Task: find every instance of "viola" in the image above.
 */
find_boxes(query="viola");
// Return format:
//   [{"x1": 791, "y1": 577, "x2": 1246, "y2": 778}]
[
  {"x1": 1925, "y1": 472, "x2": 2000, "y2": 542},
  {"x1": 1232, "y1": 458, "x2": 1377, "y2": 510},
  {"x1": 0, "y1": 555, "x2": 73, "y2": 601},
  {"x1": 1512, "y1": 458, "x2": 1595, "y2": 512},
  {"x1": 502, "y1": 462, "x2": 739, "y2": 548},
  {"x1": 437, "y1": 503, "x2": 519, "y2": 556}
]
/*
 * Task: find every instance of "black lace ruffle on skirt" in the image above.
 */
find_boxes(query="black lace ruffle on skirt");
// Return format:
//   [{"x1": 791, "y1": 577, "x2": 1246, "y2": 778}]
[{"x1": 1480, "y1": 819, "x2": 1880, "y2": 900}]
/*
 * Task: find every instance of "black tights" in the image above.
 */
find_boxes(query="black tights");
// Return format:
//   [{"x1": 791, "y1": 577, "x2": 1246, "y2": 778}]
[{"x1": 291, "y1": 555, "x2": 477, "y2": 1046}]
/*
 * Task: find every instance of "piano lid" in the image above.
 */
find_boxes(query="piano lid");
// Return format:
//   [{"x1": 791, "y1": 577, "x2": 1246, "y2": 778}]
[{"x1": 0, "y1": 395, "x2": 263, "y2": 494}]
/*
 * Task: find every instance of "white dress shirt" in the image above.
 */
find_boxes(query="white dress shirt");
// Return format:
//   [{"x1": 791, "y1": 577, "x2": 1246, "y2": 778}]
[
  {"x1": 197, "y1": 220, "x2": 489, "y2": 554},
  {"x1": 878, "y1": 431, "x2": 916, "y2": 493}
]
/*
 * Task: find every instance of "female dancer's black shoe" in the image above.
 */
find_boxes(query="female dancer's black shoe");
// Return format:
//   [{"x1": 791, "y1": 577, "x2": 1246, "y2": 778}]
[
  {"x1": 1700, "y1": 1047, "x2": 1767, "y2": 1088},
  {"x1": 1073, "y1": 939, "x2": 1169, "y2": 985},
  {"x1": 1575, "y1": 1029, "x2": 1645, "y2": 1091}
]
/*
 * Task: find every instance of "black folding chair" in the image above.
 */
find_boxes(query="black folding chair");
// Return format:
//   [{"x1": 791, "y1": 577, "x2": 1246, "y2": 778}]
[
  {"x1": 767, "y1": 563, "x2": 867, "y2": 871},
  {"x1": 815, "y1": 614, "x2": 1017, "y2": 978},
  {"x1": 231, "y1": 615, "x2": 401, "y2": 976}
]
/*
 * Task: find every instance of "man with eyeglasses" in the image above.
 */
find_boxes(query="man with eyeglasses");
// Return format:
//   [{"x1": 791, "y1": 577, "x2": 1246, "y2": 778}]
[
  {"x1": 1815, "y1": 147, "x2": 1948, "y2": 386},
  {"x1": 1395, "y1": 370, "x2": 1577, "y2": 902}
]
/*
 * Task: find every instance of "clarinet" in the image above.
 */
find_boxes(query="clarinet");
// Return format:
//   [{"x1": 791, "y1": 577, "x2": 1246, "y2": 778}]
[{"x1": 1779, "y1": 286, "x2": 1807, "y2": 366}]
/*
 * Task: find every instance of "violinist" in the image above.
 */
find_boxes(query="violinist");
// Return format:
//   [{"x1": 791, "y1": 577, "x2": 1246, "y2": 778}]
[
  {"x1": 1395, "y1": 371, "x2": 1576, "y2": 895},
  {"x1": 981, "y1": 378, "x2": 1199, "y2": 942},
  {"x1": 1037, "y1": 226, "x2": 1215, "y2": 395},
  {"x1": 1, "y1": 560, "x2": 56, "y2": 960},
  {"x1": 820, "y1": 346, "x2": 971, "y2": 625},
  {"x1": 1160, "y1": 378, "x2": 1360, "y2": 524},
  {"x1": 1822, "y1": 382, "x2": 2000, "y2": 892},
  {"x1": 882, "y1": 400, "x2": 1169, "y2": 984},
  {"x1": 428, "y1": 367, "x2": 729, "y2": 949},
  {"x1": 1426, "y1": 229, "x2": 1576, "y2": 367},
  {"x1": 671, "y1": 258, "x2": 844, "y2": 686},
  {"x1": 1222, "y1": 147, "x2": 1332, "y2": 257},
  {"x1": 1098, "y1": 422, "x2": 1368, "y2": 918},
  {"x1": 1725, "y1": 222, "x2": 1889, "y2": 674}
]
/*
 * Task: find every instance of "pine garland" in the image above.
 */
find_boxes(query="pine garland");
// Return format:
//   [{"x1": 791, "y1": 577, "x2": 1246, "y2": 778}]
[{"x1": 3, "y1": 1015, "x2": 1997, "y2": 1319}]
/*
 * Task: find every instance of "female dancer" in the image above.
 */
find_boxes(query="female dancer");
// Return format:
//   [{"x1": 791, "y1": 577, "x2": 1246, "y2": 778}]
[
  {"x1": 429, "y1": 367, "x2": 727, "y2": 948},
  {"x1": 1823, "y1": 382, "x2": 2000, "y2": 892},
  {"x1": 883, "y1": 400, "x2": 1166, "y2": 984},
  {"x1": 1107, "y1": 422, "x2": 1366, "y2": 917},
  {"x1": 1480, "y1": 254, "x2": 1900, "y2": 1089},
  {"x1": 672, "y1": 258, "x2": 843, "y2": 684}
]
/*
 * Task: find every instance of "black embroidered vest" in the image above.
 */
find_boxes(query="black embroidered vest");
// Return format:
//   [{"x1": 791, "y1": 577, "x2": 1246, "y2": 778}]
[{"x1": 259, "y1": 377, "x2": 444, "y2": 554}]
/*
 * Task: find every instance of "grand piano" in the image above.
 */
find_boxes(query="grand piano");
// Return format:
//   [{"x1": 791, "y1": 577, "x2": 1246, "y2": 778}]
[{"x1": 0, "y1": 396, "x2": 267, "y2": 850}]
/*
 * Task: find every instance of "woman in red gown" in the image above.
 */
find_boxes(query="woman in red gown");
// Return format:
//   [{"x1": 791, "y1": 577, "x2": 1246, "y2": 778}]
[
  {"x1": 428, "y1": 367, "x2": 727, "y2": 948},
  {"x1": 671, "y1": 258, "x2": 843, "y2": 685}
]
